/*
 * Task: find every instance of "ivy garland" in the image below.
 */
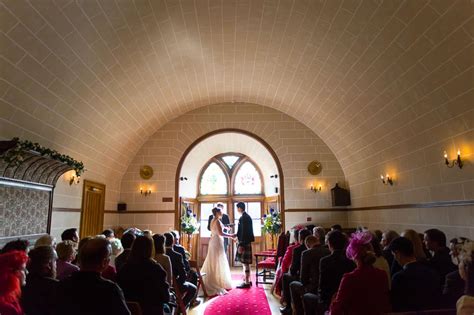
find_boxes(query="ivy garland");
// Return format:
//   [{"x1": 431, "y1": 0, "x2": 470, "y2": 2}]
[{"x1": 2, "y1": 137, "x2": 85, "y2": 176}]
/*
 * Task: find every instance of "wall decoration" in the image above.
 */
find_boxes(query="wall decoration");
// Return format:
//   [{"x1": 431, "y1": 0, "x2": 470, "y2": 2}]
[
  {"x1": 307, "y1": 160, "x2": 322, "y2": 175},
  {"x1": 139, "y1": 165, "x2": 154, "y2": 179}
]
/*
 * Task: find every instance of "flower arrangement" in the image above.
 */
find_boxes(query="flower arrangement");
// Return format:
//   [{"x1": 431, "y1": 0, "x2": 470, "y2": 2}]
[
  {"x1": 262, "y1": 208, "x2": 282, "y2": 235},
  {"x1": 180, "y1": 207, "x2": 200, "y2": 235},
  {"x1": 2, "y1": 137, "x2": 85, "y2": 176}
]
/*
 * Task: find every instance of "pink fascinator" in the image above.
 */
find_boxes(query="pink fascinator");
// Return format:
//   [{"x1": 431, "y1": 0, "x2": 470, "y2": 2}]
[{"x1": 346, "y1": 231, "x2": 373, "y2": 260}]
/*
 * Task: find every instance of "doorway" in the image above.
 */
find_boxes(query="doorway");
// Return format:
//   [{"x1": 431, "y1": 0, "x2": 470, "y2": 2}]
[{"x1": 79, "y1": 180, "x2": 106, "y2": 238}]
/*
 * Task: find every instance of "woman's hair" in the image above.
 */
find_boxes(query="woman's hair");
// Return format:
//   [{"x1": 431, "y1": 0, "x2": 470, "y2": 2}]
[
  {"x1": 369, "y1": 233, "x2": 383, "y2": 257},
  {"x1": 346, "y1": 231, "x2": 376, "y2": 265},
  {"x1": 56, "y1": 241, "x2": 75, "y2": 261},
  {"x1": 0, "y1": 250, "x2": 28, "y2": 305},
  {"x1": 102, "y1": 229, "x2": 114, "y2": 238},
  {"x1": 152, "y1": 234, "x2": 166, "y2": 255},
  {"x1": 34, "y1": 234, "x2": 56, "y2": 248},
  {"x1": 401, "y1": 229, "x2": 426, "y2": 260},
  {"x1": 212, "y1": 207, "x2": 221, "y2": 216},
  {"x1": 305, "y1": 236, "x2": 318, "y2": 249},
  {"x1": 129, "y1": 236, "x2": 153, "y2": 262},
  {"x1": 382, "y1": 230, "x2": 400, "y2": 246},
  {"x1": 1, "y1": 239, "x2": 29, "y2": 254},
  {"x1": 109, "y1": 238, "x2": 123, "y2": 256},
  {"x1": 460, "y1": 241, "x2": 474, "y2": 296},
  {"x1": 27, "y1": 246, "x2": 57, "y2": 278}
]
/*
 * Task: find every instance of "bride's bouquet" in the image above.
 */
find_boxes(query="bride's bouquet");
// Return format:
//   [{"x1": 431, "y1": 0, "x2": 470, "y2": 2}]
[{"x1": 180, "y1": 208, "x2": 200, "y2": 235}]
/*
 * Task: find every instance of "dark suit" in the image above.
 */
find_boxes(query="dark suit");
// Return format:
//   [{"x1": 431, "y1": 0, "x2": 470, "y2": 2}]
[
  {"x1": 442, "y1": 270, "x2": 465, "y2": 308},
  {"x1": 173, "y1": 244, "x2": 190, "y2": 271},
  {"x1": 391, "y1": 261, "x2": 442, "y2": 311},
  {"x1": 21, "y1": 274, "x2": 58, "y2": 315},
  {"x1": 428, "y1": 247, "x2": 457, "y2": 286},
  {"x1": 115, "y1": 248, "x2": 131, "y2": 272},
  {"x1": 55, "y1": 271, "x2": 130, "y2": 315},
  {"x1": 289, "y1": 245, "x2": 331, "y2": 314},
  {"x1": 166, "y1": 247, "x2": 197, "y2": 308},
  {"x1": 237, "y1": 211, "x2": 254, "y2": 245},
  {"x1": 208, "y1": 213, "x2": 230, "y2": 249},
  {"x1": 282, "y1": 243, "x2": 307, "y2": 306}
]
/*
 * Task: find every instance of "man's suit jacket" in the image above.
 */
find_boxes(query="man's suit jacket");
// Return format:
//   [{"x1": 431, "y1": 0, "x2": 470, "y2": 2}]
[
  {"x1": 237, "y1": 211, "x2": 254, "y2": 245},
  {"x1": 318, "y1": 249, "x2": 356, "y2": 307},
  {"x1": 300, "y1": 245, "x2": 330, "y2": 293},
  {"x1": 173, "y1": 244, "x2": 190, "y2": 272},
  {"x1": 428, "y1": 247, "x2": 457, "y2": 286},
  {"x1": 207, "y1": 213, "x2": 230, "y2": 248},
  {"x1": 289, "y1": 243, "x2": 307, "y2": 277},
  {"x1": 442, "y1": 270, "x2": 465, "y2": 308},
  {"x1": 166, "y1": 247, "x2": 188, "y2": 286}
]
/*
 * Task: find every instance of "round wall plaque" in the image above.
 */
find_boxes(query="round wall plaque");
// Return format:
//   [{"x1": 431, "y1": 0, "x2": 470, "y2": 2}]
[
  {"x1": 307, "y1": 160, "x2": 322, "y2": 175},
  {"x1": 140, "y1": 165, "x2": 154, "y2": 179}
]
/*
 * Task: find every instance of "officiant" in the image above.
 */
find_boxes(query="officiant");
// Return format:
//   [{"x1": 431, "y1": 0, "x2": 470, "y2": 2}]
[{"x1": 207, "y1": 202, "x2": 231, "y2": 252}]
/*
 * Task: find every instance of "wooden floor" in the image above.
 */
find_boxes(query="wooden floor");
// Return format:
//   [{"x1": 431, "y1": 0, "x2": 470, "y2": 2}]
[{"x1": 189, "y1": 267, "x2": 280, "y2": 315}]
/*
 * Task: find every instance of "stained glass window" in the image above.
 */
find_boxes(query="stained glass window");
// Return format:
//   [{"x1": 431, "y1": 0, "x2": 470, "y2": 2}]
[
  {"x1": 234, "y1": 161, "x2": 262, "y2": 194},
  {"x1": 199, "y1": 162, "x2": 228, "y2": 195},
  {"x1": 222, "y1": 155, "x2": 240, "y2": 169}
]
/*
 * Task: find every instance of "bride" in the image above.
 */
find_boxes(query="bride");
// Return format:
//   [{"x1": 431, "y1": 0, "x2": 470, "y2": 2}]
[{"x1": 201, "y1": 207, "x2": 234, "y2": 295}]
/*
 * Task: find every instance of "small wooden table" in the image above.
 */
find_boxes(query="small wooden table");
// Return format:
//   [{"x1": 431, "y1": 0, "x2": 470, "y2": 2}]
[{"x1": 254, "y1": 250, "x2": 278, "y2": 286}]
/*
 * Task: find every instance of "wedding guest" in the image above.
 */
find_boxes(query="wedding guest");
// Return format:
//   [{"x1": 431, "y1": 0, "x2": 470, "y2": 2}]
[
  {"x1": 424, "y1": 229, "x2": 457, "y2": 286},
  {"x1": 55, "y1": 241, "x2": 79, "y2": 280},
  {"x1": 164, "y1": 232, "x2": 197, "y2": 310},
  {"x1": 443, "y1": 238, "x2": 470, "y2": 308},
  {"x1": 93, "y1": 235, "x2": 117, "y2": 281},
  {"x1": 0, "y1": 239, "x2": 29, "y2": 254},
  {"x1": 287, "y1": 235, "x2": 330, "y2": 314},
  {"x1": 331, "y1": 224, "x2": 342, "y2": 232},
  {"x1": 370, "y1": 233, "x2": 391, "y2": 288},
  {"x1": 303, "y1": 230, "x2": 355, "y2": 312},
  {"x1": 102, "y1": 229, "x2": 115, "y2": 239},
  {"x1": 312, "y1": 226, "x2": 326, "y2": 246},
  {"x1": 0, "y1": 250, "x2": 28, "y2": 315},
  {"x1": 389, "y1": 237, "x2": 441, "y2": 311},
  {"x1": 329, "y1": 231, "x2": 391, "y2": 315},
  {"x1": 109, "y1": 237, "x2": 123, "y2": 267},
  {"x1": 381, "y1": 230, "x2": 399, "y2": 267},
  {"x1": 116, "y1": 232, "x2": 136, "y2": 272},
  {"x1": 117, "y1": 236, "x2": 169, "y2": 315},
  {"x1": 450, "y1": 237, "x2": 469, "y2": 266},
  {"x1": 61, "y1": 228, "x2": 79, "y2": 244},
  {"x1": 373, "y1": 230, "x2": 383, "y2": 244},
  {"x1": 457, "y1": 241, "x2": 474, "y2": 315},
  {"x1": 280, "y1": 229, "x2": 311, "y2": 313},
  {"x1": 21, "y1": 246, "x2": 58, "y2": 315},
  {"x1": 55, "y1": 237, "x2": 130, "y2": 315},
  {"x1": 153, "y1": 234, "x2": 173, "y2": 284},
  {"x1": 34, "y1": 234, "x2": 56, "y2": 248},
  {"x1": 274, "y1": 229, "x2": 300, "y2": 297},
  {"x1": 391, "y1": 229, "x2": 428, "y2": 277}
]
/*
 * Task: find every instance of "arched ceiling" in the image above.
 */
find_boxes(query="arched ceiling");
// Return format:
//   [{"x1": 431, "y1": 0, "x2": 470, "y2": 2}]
[{"x1": 1, "y1": 0, "x2": 472, "y2": 191}]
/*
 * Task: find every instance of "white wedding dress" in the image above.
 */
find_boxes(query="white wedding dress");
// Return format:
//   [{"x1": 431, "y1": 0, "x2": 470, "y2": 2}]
[{"x1": 200, "y1": 219, "x2": 233, "y2": 295}]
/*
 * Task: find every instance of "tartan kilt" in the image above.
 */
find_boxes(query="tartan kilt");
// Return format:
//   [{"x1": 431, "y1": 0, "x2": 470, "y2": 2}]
[{"x1": 235, "y1": 243, "x2": 252, "y2": 264}]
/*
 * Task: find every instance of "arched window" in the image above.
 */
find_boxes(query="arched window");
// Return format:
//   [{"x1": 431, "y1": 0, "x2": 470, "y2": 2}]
[
  {"x1": 199, "y1": 162, "x2": 228, "y2": 195},
  {"x1": 234, "y1": 161, "x2": 262, "y2": 195}
]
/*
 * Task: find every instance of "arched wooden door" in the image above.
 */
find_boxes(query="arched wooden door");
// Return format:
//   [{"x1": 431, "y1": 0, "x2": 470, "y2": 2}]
[{"x1": 79, "y1": 180, "x2": 105, "y2": 238}]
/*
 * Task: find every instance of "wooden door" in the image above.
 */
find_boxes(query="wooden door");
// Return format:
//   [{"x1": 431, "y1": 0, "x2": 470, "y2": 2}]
[{"x1": 79, "y1": 180, "x2": 105, "y2": 238}]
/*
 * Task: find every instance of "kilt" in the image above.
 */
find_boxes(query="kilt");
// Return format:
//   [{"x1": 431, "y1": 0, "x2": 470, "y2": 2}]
[{"x1": 235, "y1": 243, "x2": 252, "y2": 264}]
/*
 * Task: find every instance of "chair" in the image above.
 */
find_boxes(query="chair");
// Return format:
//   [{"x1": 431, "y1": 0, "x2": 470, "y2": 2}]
[
  {"x1": 172, "y1": 277, "x2": 187, "y2": 315},
  {"x1": 189, "y1": 260, "x2": 209, "y2": 298},
  {"x1": 126, "y1": 301, "x2": 143, "y2": 315}
]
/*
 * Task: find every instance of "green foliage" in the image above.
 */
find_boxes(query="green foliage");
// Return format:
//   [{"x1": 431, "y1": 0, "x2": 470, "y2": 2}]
[
  {"x1": 180, "y1": 206, "x2": 200, "y2": 235},
  {"x1": 262, "y1": 208, "x2": 282, "y2": 235}
]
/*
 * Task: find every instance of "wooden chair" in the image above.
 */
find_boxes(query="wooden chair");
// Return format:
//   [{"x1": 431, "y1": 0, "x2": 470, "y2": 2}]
[
  {"x1": 126, "y1": 301, "x2": 143, "y2": 315},
  {"x1": 189, "y1": 260, "x2": 209, "y2": 298},
  {"x1": 172, "y1": 277, "x2": 188, "y2": 315}
]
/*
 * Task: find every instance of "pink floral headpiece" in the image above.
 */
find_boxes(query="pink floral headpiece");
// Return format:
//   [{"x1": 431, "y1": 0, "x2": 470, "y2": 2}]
[{"x1": 346, "y1": 231, "x2": 373, "y2": 260}]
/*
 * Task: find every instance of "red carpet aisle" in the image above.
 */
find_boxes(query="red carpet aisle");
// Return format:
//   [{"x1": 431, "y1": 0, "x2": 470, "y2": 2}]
[{"x1": 203, "y1": 274, "x2": 272, "y2": 315}]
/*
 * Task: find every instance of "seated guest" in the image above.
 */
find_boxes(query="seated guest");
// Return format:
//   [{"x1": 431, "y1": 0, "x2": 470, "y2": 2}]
[
  {"x1": 424, "y1": 229, "x2": 457, "y2": 286},
  {"x1": 389, "y1": 237, "x2": 441, "y2": 311},
  {"x1": 381, "y1": 230, "x2": 399, "y2": 267},
  {"x1": 153, "y1": 234, "x2": 173, "y2": 285},
  {"x1": 331, "y1": 224, "x2": 342, "y2": 232},
  {"x1": 370, "y1": 233, "x2": 391, "y2": 288},
  {"x1": 34, "y1": 234, "x2": 56, "y2": 248},
  {"x1": 304, "y1": 230, "x2": 355, "y2": 312},
  {"x1": 287, "y1": 235, "x2": 330, "y2": 314},
  {"x1": 56, "y1": 237, "x2": 130, "y2": 315},
  {"x1": 164, "y1": 232, "x2": 197, "y2": 310},
  {"x1": 391, "y1": 229, "x2": 428, "y2": 275},
  {"x1": 457, "y1": 241, "x2": 474, "y2": 315},
  {"x1": 0, "y1": 250, "x2": 28, "y2": 315},
  {"x1": 55, "y1": 241, "x2": 79, "y2": 280},
  {"x1": 330, "y1": 231, "x2": 391, "y2": 315},
  {"x1": 21, "y1": 246, "x2": 59, "y2": 315},
  {"x1": 280, "y1": 229, "x2": 311, "y2": 313},
  {"x1": 1, "y1": 239, "x2": 29, "y2": 254},
  {"x1": 312, "y1": 226, "x2": 326, "y2": 246},
  {"x1": 450, "y1": 237, "x2": 469, "y2": 266},
  {"x1": 93, "y1": 235, "x2": 117, "y2": 281},
  {"x1": 61, "y1": 228, "x2": 79, "y2": 245},
  {"x1": 274, "y1": 229, "x2": 300, "y2": 297},
  {"x1": 117, "y1": 236, "x2": 169, "y2": 315},
  {"x1": 115, "y1": 232, "x2": 136, "y2": 272},
  {"x1": 443, "y1": 237, "x2": 470, "y2": 308},
  {"x1": 109, "y1": 237, "x2": 123, "y2": 267},
  {"x1": 373, "y1": 230, "x2": 383, "y2": 244},
  {"x1": 102, "y1": 229, "x2": 115, "y2": 240}
]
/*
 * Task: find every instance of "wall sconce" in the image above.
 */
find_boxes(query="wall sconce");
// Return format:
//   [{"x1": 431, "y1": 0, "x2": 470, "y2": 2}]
[
  {"x1": 140, "y1": 188, "x2": 152, "y2": 196},
  {"x1": 179, "y1": 177, "x2": 188, "y2": 181},
  {"x1": 380, "y1": 174, "x2": 393, "y2": 186},
  {"x1": 310, "y1": 184, "x2": 322, "y2": 193},
  {"x1": 444, "y1": 149, "x2": 463, "y2": 169},
  {"x1": 69, "y1": 173, "x2": 80, "y2": 186}
]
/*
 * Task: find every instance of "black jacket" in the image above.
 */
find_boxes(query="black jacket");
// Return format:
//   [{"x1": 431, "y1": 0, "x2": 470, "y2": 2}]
[
  {"x1": 173, "y1": 244, "x2": 190, "y2": 271},
  {"x1": 55, "y1": 271, "x2": 130, "y2": 315},
  {"x1": 237, "y1": 212, "x2": 254, "y2": 245},
  {"x1": 391, "y1": 261, "x2": 442, "y2": 311},
  {"x1": 289, "y1": 243, "x2": 307, "y2": 277},
  {"x1": 115, "y1": 248, "x2": 131, "y2": 272},
  {"x1": 442, "y1": 270, "x2": 465, "y2": 308},
  {"x1": 428, "y1": 247, "x2": 457, "y2": 286},
  {"x1": 166, "y1": 247, "x2": 188, "y2": 286},
  {"x1": 21, "y1": 274, "x2": 58, "y2": 315},
  {"x1": 318, "y1": 249, "x2": 356, "y2": 307},
  {"x1": 117, "y1": 259, "x2": 169, "y2": 315},
  {"x1": 300, "y1": 245, "x2": 330, "y2": 293}
]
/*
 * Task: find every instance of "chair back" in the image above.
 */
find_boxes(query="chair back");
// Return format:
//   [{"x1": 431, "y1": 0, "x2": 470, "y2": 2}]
[{"x1": 126, "y1": 301, "x2": 143, "y2": 315}]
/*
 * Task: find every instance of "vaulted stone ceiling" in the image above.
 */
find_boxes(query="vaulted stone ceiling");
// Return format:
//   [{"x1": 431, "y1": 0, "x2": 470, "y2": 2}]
[{"x1": 1, "y1": 0, "x2": 472, "y2": 203}]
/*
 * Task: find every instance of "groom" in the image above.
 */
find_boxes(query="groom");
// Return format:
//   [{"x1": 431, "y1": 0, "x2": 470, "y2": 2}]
[{"x1": 233, "y1": 202, "x2": 255, "y2": 288}]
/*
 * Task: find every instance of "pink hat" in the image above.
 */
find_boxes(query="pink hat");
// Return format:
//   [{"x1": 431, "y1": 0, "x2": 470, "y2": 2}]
[{"x1": 346, "y1": 231, "x2": 373, "y2": 260}]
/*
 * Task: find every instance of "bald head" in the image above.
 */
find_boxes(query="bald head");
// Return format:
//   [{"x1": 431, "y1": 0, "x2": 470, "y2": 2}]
[{"x1": 78, "y1": 237, "x2": 111, "y2": 272}]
